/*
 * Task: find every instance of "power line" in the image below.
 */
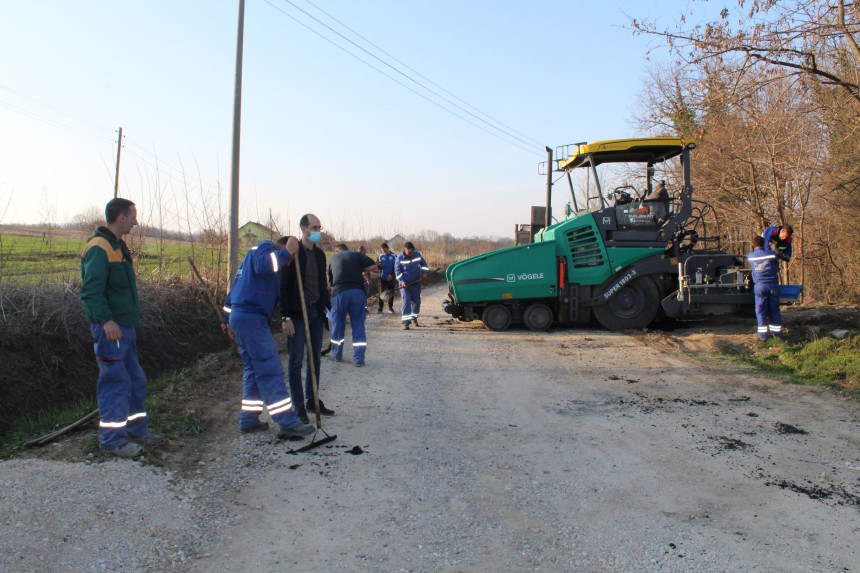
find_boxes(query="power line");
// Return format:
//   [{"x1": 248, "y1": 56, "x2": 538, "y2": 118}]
[
  {"x1": 0, "y1": 83, "x2": 224, "y2": 197},
  {"x1": 0, "y1": 82, "x2": 114, "y2": 132},
  {"x1": 123, "y1": 137, "x2": 221, "y2": 191},
  {"x1": 278, "y1": 0, "x2": 541, "y2": 151},
  {"x1": 300, "y1": 0, "x2": 544, "y2": 148},
  {"x1": 122, "y1": 147, "x2": 222, "y2": 192},
  {"x1": 264, "y1": 0, "x2": 543, "y2": 156},
  {"x1": 0, "y1": 98, "x2": 112, "y2": 144}
]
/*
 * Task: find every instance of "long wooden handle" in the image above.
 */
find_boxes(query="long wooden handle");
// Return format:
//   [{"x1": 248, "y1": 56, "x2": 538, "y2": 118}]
[{"x1": 293, "y1": 249, "x2": 323, "y2": 427}]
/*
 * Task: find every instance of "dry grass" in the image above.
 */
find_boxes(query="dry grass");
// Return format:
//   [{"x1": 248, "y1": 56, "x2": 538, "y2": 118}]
[{"x1": 0, "y1": 277, "x2": 232, "y2": 439}]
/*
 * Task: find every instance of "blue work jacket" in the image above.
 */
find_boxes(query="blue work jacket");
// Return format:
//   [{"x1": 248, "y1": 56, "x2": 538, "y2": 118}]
[
  {"x1": 223, "y1": 241, "x2": 292, "y2": 322},
  {"x1": 747, "y1": 247, "x2": 780, "y2": 285},
  {"x1": 394, "y1": 250, "x2": 429, "y2": 285}
]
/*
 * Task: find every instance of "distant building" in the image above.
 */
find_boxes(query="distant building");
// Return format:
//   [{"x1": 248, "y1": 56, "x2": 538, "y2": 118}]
[
  {"x1": 388, "y1": 234, "x2": 407, "y2": 251},
  {"x1": 239, "y1": 221, "x2": 277, "y2": 247}
]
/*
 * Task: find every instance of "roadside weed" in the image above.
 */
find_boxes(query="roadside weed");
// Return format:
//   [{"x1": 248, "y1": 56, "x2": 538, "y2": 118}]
[{"x1": 719, "y1": 332, "x2": 859, "y2": 396}]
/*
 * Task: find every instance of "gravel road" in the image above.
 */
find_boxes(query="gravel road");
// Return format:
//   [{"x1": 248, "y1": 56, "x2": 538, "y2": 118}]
[{"x1": 2, "y1": 284, "x2": 858, "y2": 572}]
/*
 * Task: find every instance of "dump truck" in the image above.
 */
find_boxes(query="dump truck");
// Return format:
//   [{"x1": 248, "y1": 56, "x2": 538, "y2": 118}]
[{"x1": 442, "y1": 137, "x2": 800, "y2": 331}]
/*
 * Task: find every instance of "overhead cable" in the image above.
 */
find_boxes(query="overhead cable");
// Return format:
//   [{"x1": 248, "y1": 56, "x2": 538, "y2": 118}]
[
  {"x1": 0, "y1": 83, "x2": 114, "y2": 132},
  {"x1": 301, "y1": 0, "x2": 544, "y2": 148},
  {"x1": 123, "y1": 137, "x2": 220, "y2": 191},
  {"x1": 265, "y1": 0, "x2": 543, "y2": 156},
  {"x1": 0, "y1": 99, "x2": 112, "y2": 144},
  {"x1": 284, "y1": 0, "x2": 538, "y2": 149}
]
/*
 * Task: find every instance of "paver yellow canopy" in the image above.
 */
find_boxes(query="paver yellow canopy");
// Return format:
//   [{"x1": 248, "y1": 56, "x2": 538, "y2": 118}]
[{"x1": 558, "y1": 137, "x2": 694, "y2": 170}]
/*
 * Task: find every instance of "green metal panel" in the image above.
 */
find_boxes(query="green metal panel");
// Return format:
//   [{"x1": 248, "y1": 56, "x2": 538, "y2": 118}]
[
  {"x1": 448, "y1": 241, "x2": 558, "y2": 303},
  {"x1": 543, "y1": 215, "x2": 667, "y2": 286},
  {"x1": 605, "y1": 247, "x2": 665, "y2": 273},
  {"x1": 446, "y1": 211, "x2": 667, "y2": 307},
  {"x1": 540, "y1": 214, "x2": 612, "y2": 286}
]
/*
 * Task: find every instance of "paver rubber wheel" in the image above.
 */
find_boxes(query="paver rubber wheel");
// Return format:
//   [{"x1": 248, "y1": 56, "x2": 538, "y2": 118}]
[
  {"x1": 594, "y1": 276, "x2": 659, "y2": 330},
  {"x1": 482, "y1": 304, "x2": 512, "y2": 331},
  {"x1": 523, "y1": 303, "x2": 553, "y2": 332}
]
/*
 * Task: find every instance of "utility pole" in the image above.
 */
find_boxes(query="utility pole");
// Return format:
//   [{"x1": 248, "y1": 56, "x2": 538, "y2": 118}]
[
  {"x1": 544, "y1": 146, "x2": 553, "y2": 229},
  {"x1": 114, "y1": 127, "x2": 123, "y2": 198},
  {"x1": 228, "y1": 0, "x2": 246, "y2": 285}
]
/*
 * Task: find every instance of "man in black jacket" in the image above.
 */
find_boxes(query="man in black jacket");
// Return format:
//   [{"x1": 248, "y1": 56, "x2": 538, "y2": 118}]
[{"x1": 280, "y1": 214, "x2": 334, "y2": 424}]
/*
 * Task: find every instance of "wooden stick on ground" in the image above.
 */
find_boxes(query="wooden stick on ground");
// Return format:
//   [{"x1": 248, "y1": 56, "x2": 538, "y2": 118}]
[{"x1": 22, "y1": 408, "x2": 99, "y2": 448}]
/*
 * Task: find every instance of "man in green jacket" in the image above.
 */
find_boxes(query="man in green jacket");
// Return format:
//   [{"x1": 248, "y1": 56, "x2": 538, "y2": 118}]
[{"x1": 80, "y1": 198, "x2": 162, "y2": 458}]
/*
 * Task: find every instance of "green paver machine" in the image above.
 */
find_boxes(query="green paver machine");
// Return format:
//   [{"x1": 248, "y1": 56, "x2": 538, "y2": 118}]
[{"x1": 442, "y1": 137, "x2": 800, "y2": 331}]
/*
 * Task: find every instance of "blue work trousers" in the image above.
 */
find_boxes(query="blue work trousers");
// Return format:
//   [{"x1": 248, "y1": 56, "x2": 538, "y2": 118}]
[
  {"x1": 401, "y1": 283, "x2": 422, "y2": 325},
  {"x1": 229, "y1": 310, "x2": 301, "y2": 430},
  {"x1": 331, "y1": 288, "x2": 368, "y2": 363},
  {"x1": 287, "y1": 304, "x2": 324, "y2": 407},
  {"x1": 91, "y1": 324, "x2": 148, "y2": 449},
  {"x1": 754, "y1": 283, "x2": 782, "y2": 339}
]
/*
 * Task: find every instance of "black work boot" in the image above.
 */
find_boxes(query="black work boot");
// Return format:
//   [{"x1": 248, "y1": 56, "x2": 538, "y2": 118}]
[{"x1": 306, "y1": 399, "x2": 335, "y2": 416}]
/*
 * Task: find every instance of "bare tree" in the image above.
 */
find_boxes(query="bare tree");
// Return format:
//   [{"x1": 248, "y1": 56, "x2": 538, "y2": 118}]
[
  {"x1": 71, "y1": 206, "x2": 104, "y2": 235},
  {"x1": 631, "y1": 0, "x2": 860, "y2": 302},
  {"x1": 633, "y1": 0, "x2": 860, "y2": 111}
]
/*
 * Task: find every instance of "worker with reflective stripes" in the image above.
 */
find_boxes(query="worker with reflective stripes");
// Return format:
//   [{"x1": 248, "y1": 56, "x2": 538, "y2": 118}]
[
  {"x1": 394, "y1": 241, "x2": 430, "y2": 330},
  {"x1": 747, "y1": 235, "x2": 782, "y2": 341},
  {"x1": 223, "y1": 236, "x2": 313, "y2": 438},
  {"x1": 80, "y1": 198, "x2": 163, "y2": 458},
  {"x1": 327, "y1": 243, "x2": 378, "y2": 366}
]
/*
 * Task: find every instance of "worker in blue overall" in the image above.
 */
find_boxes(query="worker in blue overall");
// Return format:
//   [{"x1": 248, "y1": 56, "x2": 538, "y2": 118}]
[
  {"x1": 223, "y1": 236, "x2": 314, "y2": 438},
  {"x1": 328, "y1": 243, "x2": 378, "y2": 366},
  {"x1": 747, "y1": 235, "x2": 782, "y2": 341},
  {"x1": 394, "y1": 241, "x2": 430, "y2": 330},
  {"x1": 80, "y1": 198, "x2": 164, "y2": 458},
  {"x1": 762, "y1": 224, "x2": 793, "y2": 262}
]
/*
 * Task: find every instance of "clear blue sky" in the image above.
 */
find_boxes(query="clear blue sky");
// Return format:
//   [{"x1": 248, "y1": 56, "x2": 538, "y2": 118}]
[{"x1": 0, "y1": 0, "x2": 704, "y2": 239}]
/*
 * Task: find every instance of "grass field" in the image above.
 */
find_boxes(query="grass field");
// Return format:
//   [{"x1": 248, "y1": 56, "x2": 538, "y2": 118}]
[{"x1": 0, "y1": 230, "x2": 231, "y2": 283}]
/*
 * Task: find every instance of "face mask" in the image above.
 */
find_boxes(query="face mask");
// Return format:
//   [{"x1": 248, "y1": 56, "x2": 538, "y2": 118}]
[{"x1": 308, "y1": 231, "x2": 321, "y2": 243}]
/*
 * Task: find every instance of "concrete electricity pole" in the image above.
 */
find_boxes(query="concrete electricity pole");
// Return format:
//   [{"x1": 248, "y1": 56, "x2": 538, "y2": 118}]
[
  {"x1": 114, "y1": 127, "x2": 123, "y2": 198},
  {"x1": 228, "y1": 0, "x2": 245, "y2": 285}
]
